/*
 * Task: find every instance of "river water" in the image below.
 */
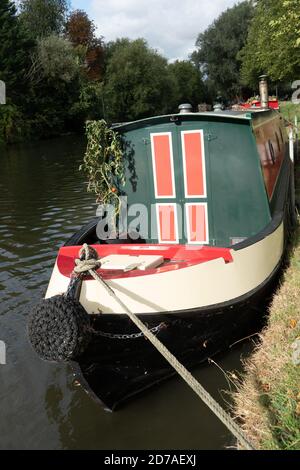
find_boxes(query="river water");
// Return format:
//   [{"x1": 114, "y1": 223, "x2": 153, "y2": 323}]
[{"x1": 0, "y1": 135, "x2": 254, "y2": 450}]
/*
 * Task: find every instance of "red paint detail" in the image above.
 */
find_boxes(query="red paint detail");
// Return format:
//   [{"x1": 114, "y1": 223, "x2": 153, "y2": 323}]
[
  {"x1": 183, "y1": 132, "x2": 205, "y2": 196},
  {"x1": 56, "y1": 244, "x2": 233, "y2": 280},
  {"x1": 158, "y1": 204, "x2": 177, "y2": 243},
  {"x1": 152, "y1": 134, "x2": 174, "y2": 197},
  {"x1": 188, "y1": 204, "x2": 207, "y2": 243},
  {"x1": 240, "y1": 100, "x2": 279, "y2": 110}
]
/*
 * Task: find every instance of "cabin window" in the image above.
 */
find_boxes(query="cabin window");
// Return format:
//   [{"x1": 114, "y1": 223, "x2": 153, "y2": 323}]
[
  {"x1": 279, "y1": 128, "x2": 284, "y2": 144},
  {"x1": 275, "y1": 132, "x2": 280, "y2": 151},
  {"x1": 268, "y1": 140, "x2": 276, "y2": 164},
  {"x1": 257, "y1": 132, "x2": 284, "y2": 200}
]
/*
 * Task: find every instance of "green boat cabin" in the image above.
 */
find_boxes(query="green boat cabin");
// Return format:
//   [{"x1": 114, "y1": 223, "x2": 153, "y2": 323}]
[{"x1": 114, "y1": 109, "x2": 288, "y2": 248}]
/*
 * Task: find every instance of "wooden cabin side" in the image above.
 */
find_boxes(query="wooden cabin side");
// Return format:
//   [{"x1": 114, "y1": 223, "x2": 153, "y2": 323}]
[
  {"x1": 118, "y1": 112, "x2": 289, "y2": 248},
  {"x1": 251, "y1": 109, "x2": 291, "y2": 216}
]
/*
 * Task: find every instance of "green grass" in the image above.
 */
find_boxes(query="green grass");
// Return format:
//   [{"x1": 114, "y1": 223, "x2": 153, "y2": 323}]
[
  {"x1": 234, "y1": 225, "x2": 300, "y2": 450},
  {"x1": 266, "y1": 369, "x2": 300, "y2": 450},
  {"x1": 279, "y1": 101, "x2": 300, "y2": 125},
  {"x1": 233, "y1": 162, "x2": 300, "y2": 450}
]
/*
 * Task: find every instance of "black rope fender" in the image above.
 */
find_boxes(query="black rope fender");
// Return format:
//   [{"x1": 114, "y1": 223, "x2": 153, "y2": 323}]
[
  {"x1": 28, "y1": 295, "x2": 91, "y2": 362},
  {"x1": 27, "y1": 244, "x2": 99, "y2": 362}
]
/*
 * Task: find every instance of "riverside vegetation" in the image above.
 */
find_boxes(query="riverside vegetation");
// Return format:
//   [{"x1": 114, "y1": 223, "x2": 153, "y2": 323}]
[
  {"x1": 233, "y1": 139, "x2": 300, "y2": 451},
  {"x1": 1, "y1": 0, "x2": 299, "y2": 144}
]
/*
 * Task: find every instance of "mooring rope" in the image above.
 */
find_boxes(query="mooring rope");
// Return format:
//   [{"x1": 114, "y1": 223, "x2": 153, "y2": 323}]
[{"x1": 75, "y1": 244, "x2": 255, "y2": 450}]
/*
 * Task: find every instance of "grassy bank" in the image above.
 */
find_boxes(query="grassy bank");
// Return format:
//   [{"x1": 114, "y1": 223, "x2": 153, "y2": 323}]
[
  {"x1": 279, "y1": 102, "x2": 300, "y2": 125},
  {"x1": 233, "y1": 163, "x2": 300, "y2": 450}
]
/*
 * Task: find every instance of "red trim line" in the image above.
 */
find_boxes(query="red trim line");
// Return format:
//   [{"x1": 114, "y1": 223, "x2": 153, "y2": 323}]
[{"x1": 56, "y1": 244, "x2": 233, "y2": 280}]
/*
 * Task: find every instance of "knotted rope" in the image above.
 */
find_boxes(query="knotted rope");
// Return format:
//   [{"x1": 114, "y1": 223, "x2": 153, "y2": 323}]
[
  {"x1": 74, "y1": 244, "x2": 101, "y2": 273},
  {"x1": 77, "y1": 244, "x2": 255, "y2": 450}
]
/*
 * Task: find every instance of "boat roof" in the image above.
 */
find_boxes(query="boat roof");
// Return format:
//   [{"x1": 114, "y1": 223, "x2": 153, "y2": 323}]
[{"x1": 113, "y1": 108, "x2": 277, "y2": 132}]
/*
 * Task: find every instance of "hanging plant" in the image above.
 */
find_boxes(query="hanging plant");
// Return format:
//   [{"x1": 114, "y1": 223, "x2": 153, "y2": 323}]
[{"x1": 80, "y1": 120, "x2": 125, "y2": 213}]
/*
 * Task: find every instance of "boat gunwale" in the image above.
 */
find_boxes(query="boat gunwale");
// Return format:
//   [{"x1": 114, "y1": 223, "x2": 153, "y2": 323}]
[{"x1": 111, "y1": 110, "x2": 270, "y2": 133}]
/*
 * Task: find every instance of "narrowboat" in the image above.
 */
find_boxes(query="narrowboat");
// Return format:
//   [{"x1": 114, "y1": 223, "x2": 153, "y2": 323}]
[{"x1": 28, "y1": 81, "x2": 297, "y2": 410}]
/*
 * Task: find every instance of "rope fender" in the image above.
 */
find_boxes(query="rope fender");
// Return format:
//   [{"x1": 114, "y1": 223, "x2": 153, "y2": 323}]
[
  {"x1": 27, "y1": 244, "x2": 99, "y2": 362},
  {"x1": 28, "y1": 295, "x2": 91, "y2": 362}
]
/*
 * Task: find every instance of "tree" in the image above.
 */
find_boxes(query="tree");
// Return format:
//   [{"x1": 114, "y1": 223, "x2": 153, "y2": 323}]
[
  {"x1": 28, "y1": 35, "x2": 80, "y2": 83},
  {"x1": 103, "y1": 39, "x2": 176, "y2": 122},
  {"x1": 0, "y1": 0, "x2": 33, "y2": 141},
  {"x1": 25, "y1": 35, "x2": 86, "y2": 137},
  {"x1": 0, "y1": 1, "x2": 105, "y2": 141},
  {"x1": 192, "y1": 1, "x2": 254, "y2": 100},
  {"x1": 168, "y1": 60, "x2": 207, "y2": 110},
  {"x1": 65, "y1": 10, "x2": 104, "y2": 81},
  {"x1": 19, "y1": 0, "x2": 69, "y2": 39},
  {"x1": 239, "y1": 0, "x2": 300, "y2": 86},
  {"x1": 65, "y1": 9, "x2": 95, "y2": 48},
  {"x1": 0, "y1": 0, "x2": 32, "y2": 101}
]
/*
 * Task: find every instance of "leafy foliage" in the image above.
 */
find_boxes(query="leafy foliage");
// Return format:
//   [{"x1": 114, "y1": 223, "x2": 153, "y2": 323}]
[
  {"x1": 80, "y1": 120, "x2": 125, "y2": 210},
  {"x1": 0, "y1": 1, "x2": 206, "y2": 142},
  {"x1": 279, "y1": 102, "x2": 300, "y2": 126},
  {"x1": 0, "y1": 0, "x2": 33, "y2": 140},
  {"x1": 0, "y1": 104, "x2": 26, "y2": 143},
  {"x1": 19, "y1": 0, "x2": 69, "y2": 39},
  {"x1": 69, "y1": 81, "x2": 104, "y2": 123},
  {"x1": 103, "y1": 39, "x2": 176, "y2": 121},
  {"x1": 2, "y1": 0, "x2": 299, "y2": 144},
  {"x1": 66, "y1": 9, "x2": 104, "y2": 81},
  {"x1": 29, "y1": 35, "x2": 80, "y2": 83},
  {"x1": 240, "y1": 0, "x2": 300, "y2": 86},
  {"x1": 0, "y1": 0, "x2": 32, "y2": 100},
  {"x1": 168, "y1": 60, "x2": 206, "y2": 110},
  {"x1": 24, "y1": 33, "x2": 86, "y2": 138},
  {"x1": 66, "y1": 9, "x2": 96, "y2": 48},
  {"x1": 192, "y1": 1, "x2": 254, "y2": 100}
]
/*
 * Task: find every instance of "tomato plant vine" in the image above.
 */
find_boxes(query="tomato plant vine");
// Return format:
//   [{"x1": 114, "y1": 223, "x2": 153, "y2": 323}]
[{"x1": 80, "y1": 120, "x2": 125, "y2": 213}]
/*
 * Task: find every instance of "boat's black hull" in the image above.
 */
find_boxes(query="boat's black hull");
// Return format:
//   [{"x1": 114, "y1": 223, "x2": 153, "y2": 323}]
[{"x1": 70, "y1": 262, "x2": 282, "y2": 411}]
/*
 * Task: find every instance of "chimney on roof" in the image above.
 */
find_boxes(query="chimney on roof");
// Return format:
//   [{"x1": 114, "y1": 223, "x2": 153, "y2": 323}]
[{"x1": 259, "y1": 75, "x2": 269, "y2": 109}]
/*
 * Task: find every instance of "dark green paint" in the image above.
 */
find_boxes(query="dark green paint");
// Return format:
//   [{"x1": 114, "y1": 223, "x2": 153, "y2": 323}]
[{"x1": 117, "y1": 111, "x2": 285, "y2": 247}]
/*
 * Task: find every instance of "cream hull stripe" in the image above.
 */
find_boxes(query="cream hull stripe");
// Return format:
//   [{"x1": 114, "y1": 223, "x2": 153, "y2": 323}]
[{"x1": 46, "y1": 222, "x2": 284, "y2": 315}]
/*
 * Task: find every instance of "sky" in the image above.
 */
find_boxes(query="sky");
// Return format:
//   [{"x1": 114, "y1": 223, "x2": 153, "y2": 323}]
[{"x1": 71, "y1": 0, "x2": 242, "y2": 61}]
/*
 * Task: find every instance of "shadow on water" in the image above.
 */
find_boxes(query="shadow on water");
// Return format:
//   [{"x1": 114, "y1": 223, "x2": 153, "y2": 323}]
[
  {"x1": 0, "y1": 136, "x2": 265, "y2": 449},
  {"x1": 42, "y1": 341, "x2": 256, "y2": 450}
]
